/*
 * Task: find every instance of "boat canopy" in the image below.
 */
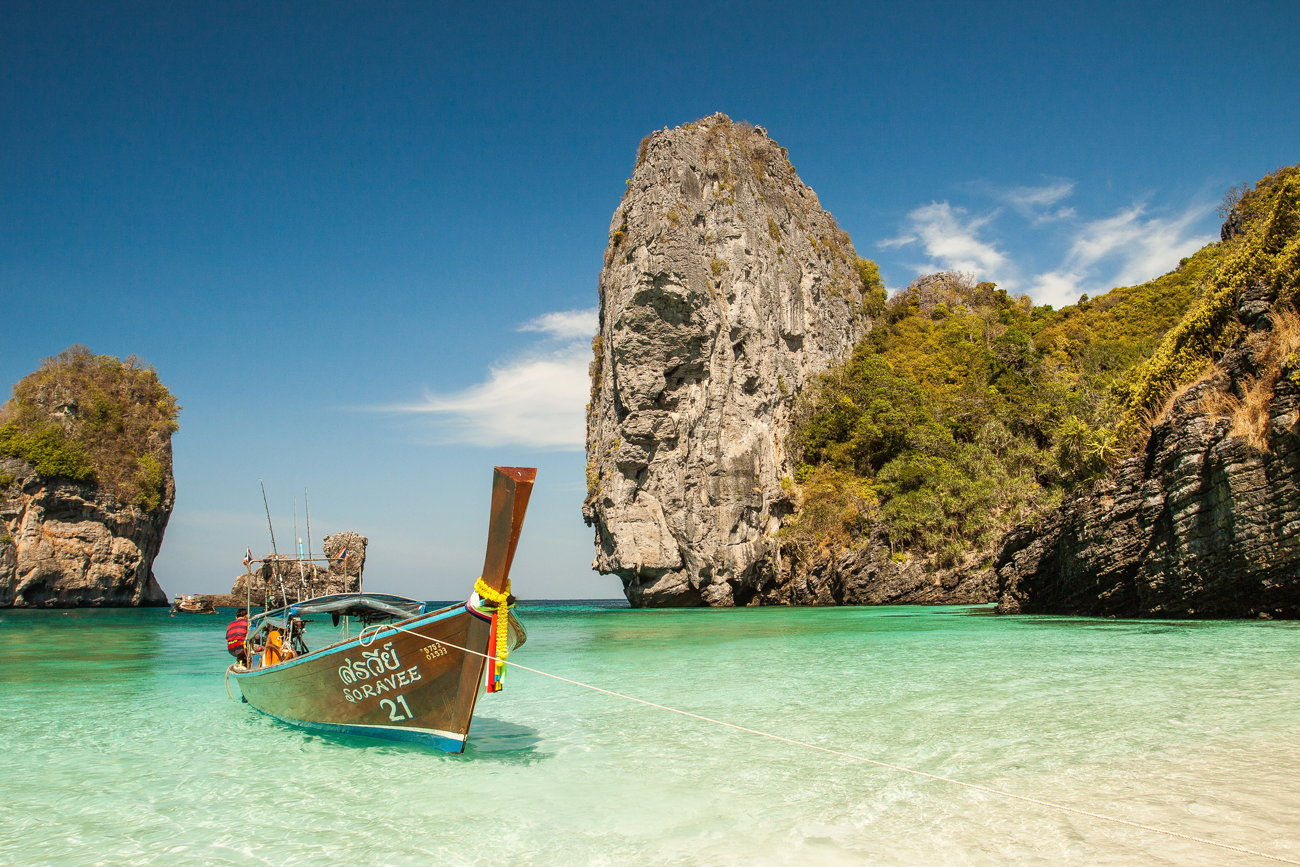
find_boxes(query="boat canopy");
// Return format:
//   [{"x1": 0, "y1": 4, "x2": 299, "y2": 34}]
[{"x1": 253, "y1": 593, "x2": 432, "y2": 628}]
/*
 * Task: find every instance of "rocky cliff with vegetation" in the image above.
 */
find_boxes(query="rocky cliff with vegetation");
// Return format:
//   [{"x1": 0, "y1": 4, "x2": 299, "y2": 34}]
[
  {"x1": 586, "y1": 123, "x2": 1298, "y2": 615},
  {"x1": 782, "y1": 167, "x2": 1298, "y2": 613},
  {"x1": 996, "y1": 167, "x2": 1300, "y2": 618},
  {"x1": 582, "y1": 114, "x2": 882, "y2": 606},
  {"x1": 777, "y1": 258, "x2": 1209, "y2": 604},
  {"x1": 0, "y1": 347, "x2": 179, "y2": 607}
]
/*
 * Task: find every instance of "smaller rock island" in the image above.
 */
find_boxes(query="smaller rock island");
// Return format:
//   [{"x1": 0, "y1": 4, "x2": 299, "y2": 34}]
[
  {"x1": 218, "y1": 531, "x2": 368, "y2": 607},
  {"x1": 0, "y1": 346, "x2": 179, "y2": 607}
]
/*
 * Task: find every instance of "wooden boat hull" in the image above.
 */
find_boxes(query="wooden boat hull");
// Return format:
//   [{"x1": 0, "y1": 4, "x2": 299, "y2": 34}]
[{"x1": 230, "y1": 602, "x2": 523, "y2": 752}]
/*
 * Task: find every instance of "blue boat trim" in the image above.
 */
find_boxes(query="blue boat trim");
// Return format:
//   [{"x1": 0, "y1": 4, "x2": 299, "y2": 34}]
[{"x1": 248, "y1": 704, "x2": 467, "y2": 752}]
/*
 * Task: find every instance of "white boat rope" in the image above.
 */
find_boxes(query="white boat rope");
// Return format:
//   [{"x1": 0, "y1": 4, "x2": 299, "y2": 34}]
[{"x1": 371, "y1": 619, "x2": 1299, "y2": 866}]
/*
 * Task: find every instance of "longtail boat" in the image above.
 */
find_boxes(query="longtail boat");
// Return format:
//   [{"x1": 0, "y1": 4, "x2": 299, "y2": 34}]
[
  {"x1": 172, "y1": 594, "x2": 217, "y2": 614},
  {"x1": 229, "y1": 466, "x2": 536, "y2": 753}
]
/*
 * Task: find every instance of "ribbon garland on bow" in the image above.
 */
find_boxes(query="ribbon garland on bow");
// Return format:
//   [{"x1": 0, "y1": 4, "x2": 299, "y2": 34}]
[{"x1": 474, "y1": 577, "x2": 512, "y2": 692}]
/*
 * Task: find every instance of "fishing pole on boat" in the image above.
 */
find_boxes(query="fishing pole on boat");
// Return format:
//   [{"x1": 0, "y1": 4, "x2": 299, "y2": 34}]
[
  {"x1": 304, "y1": 489, "x2": 315, "y2": 588},
  {"x1": 305, "y1": 490, "x2": 334, "y2": 634},
  {"x1": 260, "y1": 478, "x2": 288, "y2": 609},
  {"x1": 294, "y1": 498, "x2": 307, "y2": 602}
]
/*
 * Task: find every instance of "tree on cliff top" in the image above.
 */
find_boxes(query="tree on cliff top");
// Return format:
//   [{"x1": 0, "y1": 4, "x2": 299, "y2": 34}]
[{"x1": 0, "y1": 346, "x2": 180, "y2": 510}]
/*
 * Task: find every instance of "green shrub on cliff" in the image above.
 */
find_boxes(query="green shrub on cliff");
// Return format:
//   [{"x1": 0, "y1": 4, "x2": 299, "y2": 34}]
[
  {"x1": 0, "y1": 422, "x2": 95, "y2": 480},
  {"x1": 0, "y1": 346, "x2": 180, "y2": 509},
  {"x1": 788, "y1": 235, "x2": 1226, "y2": 563},
  {"x1": 1113, "y1": 167, "x2": 1300, "y2": 439}
]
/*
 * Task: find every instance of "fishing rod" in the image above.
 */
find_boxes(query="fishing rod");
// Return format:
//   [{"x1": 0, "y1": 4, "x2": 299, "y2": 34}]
[
  {"x1": 294, "y1": 498, "x2": 307, "y2": 602},
  {"x1": 260, "y1": 478, "x2": 288, "y2": 609}
]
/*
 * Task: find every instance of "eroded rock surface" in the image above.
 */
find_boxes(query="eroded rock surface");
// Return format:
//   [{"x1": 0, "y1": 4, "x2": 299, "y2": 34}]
[
  {"x1": 0, "y1": 458, "x2": 172, "y2": 607},
  {"x1": 995, "y1": 284, "x2": 1300, "y2": 618},
  {"x1": 583, "y1": 114, "x2": 870, "y2": 607},
  {"x1": 777, "y1": 542, "x2": 997, "y2": 607}
]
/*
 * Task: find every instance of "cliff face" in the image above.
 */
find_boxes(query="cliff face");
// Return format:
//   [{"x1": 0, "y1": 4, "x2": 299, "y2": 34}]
[
  {"x1": 583, "y1": 114, "x2": 870, "y2": 607},
  {"x1": 996, "y1": 169, "x2": 1300, "y2": 619},
  {"x1": 0, "y1": 457, "x2": 172, "y2": 607},
  {"x1": 995, "y1": 288, "x2": 1300, "y2": 618}
]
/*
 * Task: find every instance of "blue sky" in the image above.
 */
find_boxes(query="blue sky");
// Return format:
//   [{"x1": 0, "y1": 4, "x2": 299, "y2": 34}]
[{"x1": 2, "y1": 0, "x2": 1297, "y2": 600}]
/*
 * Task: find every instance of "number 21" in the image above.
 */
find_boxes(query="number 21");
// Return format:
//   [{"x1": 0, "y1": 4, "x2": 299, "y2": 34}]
[{"x1": 380, "y1": 694, "x2": 413, "y2": 721}]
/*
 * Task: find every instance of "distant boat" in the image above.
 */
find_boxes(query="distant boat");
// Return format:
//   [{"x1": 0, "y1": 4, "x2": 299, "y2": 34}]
[
  {"x1": 172, "y1": 595, "x2": 216, "y2": 614},
  {"x1": 228, "y1": 466, "x2": 536, "y2": 753}
]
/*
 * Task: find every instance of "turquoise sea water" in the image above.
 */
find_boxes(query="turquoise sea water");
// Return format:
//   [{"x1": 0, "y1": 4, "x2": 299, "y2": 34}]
[{"x1": 1, "y1": 602, "x2": 1298, "y2": 866}]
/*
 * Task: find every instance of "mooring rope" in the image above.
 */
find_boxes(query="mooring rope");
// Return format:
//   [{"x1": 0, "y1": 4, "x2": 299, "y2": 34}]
[{"x1": 367, "y1": 619, "x2": 1299, "y2": 866}]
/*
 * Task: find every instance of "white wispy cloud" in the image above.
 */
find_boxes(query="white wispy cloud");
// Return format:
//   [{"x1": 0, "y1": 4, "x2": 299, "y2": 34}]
[
  {"x1": 1024, "y1": 269, "x2": 1089, "y2": 309},
  {"x1": 878, "y1": 180, "x2": 1216, "y2": 308},
  {"x1": 1004, "y1": 180, "x2": 1076, "y2": 224},
  {"x1": 383, "y1": 309, "x2": 597, "y2": 450},
  {"x1": 879, "y1": 202, "x2": 1009, "y2": 281},
  {"x1": 1028, "y1": 202, "x2": 1214, "y2": 307},
  {"x1": 389, "y1": 343, "x2": 589, "y2": 450},
  {"x1": 1006, "y1": 181, "x2": 1075, "y2": 208},
  {"x1": 518, "y1": 308, "x2": 598, "y2": 340}
]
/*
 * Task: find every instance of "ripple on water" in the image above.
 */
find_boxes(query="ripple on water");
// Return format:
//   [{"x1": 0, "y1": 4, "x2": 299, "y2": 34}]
[{"x1": 1, "y1": 604, "x2": 1298, "y2": 866}]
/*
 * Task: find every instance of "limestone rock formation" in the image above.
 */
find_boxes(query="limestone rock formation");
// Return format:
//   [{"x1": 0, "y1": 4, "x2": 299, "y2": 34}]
[
  {"x1": 583, "y1": 114, "x2": 871, "y2": 606},
  {"x1": 0, "y1": 347, "x2": 179, "y2": 608},
  {"x1": 0, "y1": 458, "x2": 171, "y2": 607},
  {"x1": 995, "y1": 276, "x2": 1300, "y2": 618},
  {"x1": 224, "y1": 531, "x2": 368, "y2": 607},
  {"x1": 775, "y1": 540, "x2": 998, "y2": 606}
]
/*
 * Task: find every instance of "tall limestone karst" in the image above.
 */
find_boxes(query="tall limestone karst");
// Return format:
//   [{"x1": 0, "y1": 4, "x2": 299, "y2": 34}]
[
  {"x1": 0, "y1": 347, "x2": 179, "y2": 607},
  {"x1": 583, "y1": 114, "x2": 879, "y2": 607}
]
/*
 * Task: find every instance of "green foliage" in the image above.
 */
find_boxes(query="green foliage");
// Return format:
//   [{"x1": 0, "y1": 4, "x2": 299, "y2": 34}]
[
  {"x1": 0, "y1": 421, "x2": 95, "y2": 480},
  {"x1": 0, "y1": 471, "x2": 14, "y2": 489},
  {"x1": 0, "y1": 345, "x2": 179, "y2": 508},
  {"x1": 876, "y1": 442, "x2": 1042, "y2": 566},
  {"x1": 1287, "y1": 352, "x2": 1300, "y2": 386},
  {"x1": 710, "y1": 258, "x2": 728, "y2": 278},
  {"x1": 588, "y1": 332, "x2": 605, "y2": 431},
  {"x1": 788, "y1": 164, "x2": 1300, "y2": 568},
  {"x1": 789, "y1": 256, "x2": 1210, "y2": 565},
  {"x1": 1053, "y1": 416, "x2": 1119, "y2": 483},
  {"x1": 767, "y1": 216, "x2": 781, "y2": 241},
  {"x1": 135, "y1": 454, "x2": 165, "y2": 511},
  {"x1": 1113, "y1": 167, "x2": 1300, "y2": 439},
  {"x1": 778, "y1": 466, "x2": 877, "y2": 553},
  {"x1": 854, "y1": 258, "x2": 887, "y2": 317}
]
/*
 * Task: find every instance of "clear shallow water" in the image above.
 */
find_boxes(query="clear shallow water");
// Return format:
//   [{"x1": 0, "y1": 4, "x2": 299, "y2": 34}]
[{"x1": 1, "y1": 602, "x2": 1298, "y2": 867}]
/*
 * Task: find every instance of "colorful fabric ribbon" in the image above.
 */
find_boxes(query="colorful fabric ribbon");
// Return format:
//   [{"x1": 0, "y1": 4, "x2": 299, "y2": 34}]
[{"x1": 472, "y1": 577, "x2": 511, "y2": 693}]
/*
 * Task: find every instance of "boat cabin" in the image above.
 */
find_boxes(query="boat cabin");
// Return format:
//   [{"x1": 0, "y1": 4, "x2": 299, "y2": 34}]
[{"x1": 239, "y1": 593, "x2": 435, "y2": 671}]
